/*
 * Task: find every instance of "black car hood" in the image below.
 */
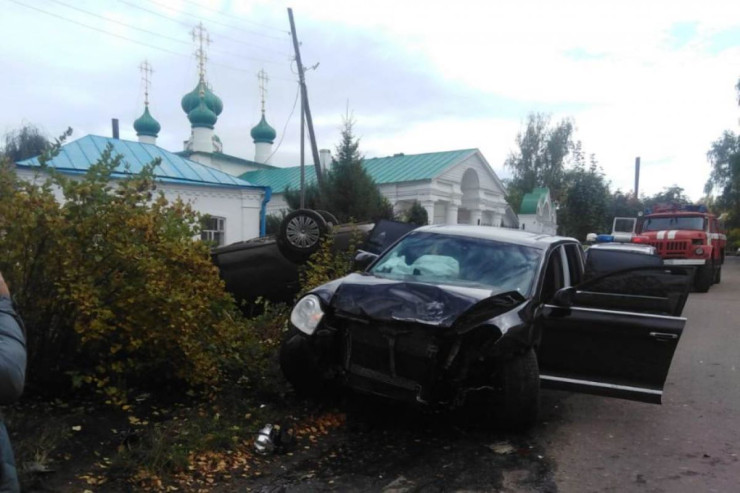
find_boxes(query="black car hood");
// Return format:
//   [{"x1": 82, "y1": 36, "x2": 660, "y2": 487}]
[{"x1": 318, "y1": 273, "x2": 526, "y2": 328}]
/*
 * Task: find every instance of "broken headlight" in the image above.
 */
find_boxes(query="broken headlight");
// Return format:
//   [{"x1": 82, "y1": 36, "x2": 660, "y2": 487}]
[{"x1": 290, "y1": 294, "x2": 324, "y2": 335}]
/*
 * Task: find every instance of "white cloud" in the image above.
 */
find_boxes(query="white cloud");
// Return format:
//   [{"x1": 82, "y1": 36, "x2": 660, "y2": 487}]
[{"x1": 2, "y1": 0, "x2": 738, "y2": 202}]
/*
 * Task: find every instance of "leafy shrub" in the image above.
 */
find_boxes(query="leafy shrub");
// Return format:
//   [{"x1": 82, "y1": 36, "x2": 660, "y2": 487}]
[
  {"x1": 0, "y1": 143, "x2": 260, "y2": 403},
  {"x1": 299, "y1": 226, "x2": 363, "y2": 296}
]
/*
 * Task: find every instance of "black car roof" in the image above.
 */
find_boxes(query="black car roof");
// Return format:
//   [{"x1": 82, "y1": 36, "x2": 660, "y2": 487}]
[{"x1": 411, "y1": 225, "x2": 577, "y2": 250}]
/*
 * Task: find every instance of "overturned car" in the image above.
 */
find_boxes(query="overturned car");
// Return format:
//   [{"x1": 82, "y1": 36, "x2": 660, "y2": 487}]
[{"x1": 280, "y1": 225, "x2": 691, "y2": 428}]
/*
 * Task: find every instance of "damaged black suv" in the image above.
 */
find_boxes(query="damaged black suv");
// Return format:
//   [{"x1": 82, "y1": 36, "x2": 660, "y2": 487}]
[{"x1": 280, "y1": 225, "x2": 691, "y2": 428}]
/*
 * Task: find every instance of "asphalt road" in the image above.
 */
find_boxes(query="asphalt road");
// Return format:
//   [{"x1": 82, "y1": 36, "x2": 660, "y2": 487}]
[
  {"x1": 242, "y1": 257, "x2": 740, "y2": 493},
  {"x1": 541, "y1": 255, "x2": 740, "y2": 492}
]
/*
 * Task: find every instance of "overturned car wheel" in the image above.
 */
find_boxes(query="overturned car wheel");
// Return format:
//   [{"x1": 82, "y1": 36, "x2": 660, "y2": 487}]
[
  {"x1": 277, "y1": 209, "x2": 329, "y2": 264},
  {"x1": 495, "y1": 348, "x2": 540, "y2": 429}
]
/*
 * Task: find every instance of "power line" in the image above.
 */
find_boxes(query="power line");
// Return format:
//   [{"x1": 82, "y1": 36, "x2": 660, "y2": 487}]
[
  {"x1": 267, "y1": 84, "x2": 301, "y2": 163},
  {"x1": 180, "y1": 0, "x2": 288, "y2": 33},
  {"x1": 138, "y1": 0, "x2": 289, "y2": 41},
  {"x1": 118, "y1": 0, "x2": 292, "y2": 57},
  {"x1": 7, "y1": 0, "x2": 296, "y2": 77},
  {"x1": 48, "y1": 0, "x2": 189, "y2": 47},
  {"x1": 8, "y1": 0, "x2": 188, "y2": 58}
]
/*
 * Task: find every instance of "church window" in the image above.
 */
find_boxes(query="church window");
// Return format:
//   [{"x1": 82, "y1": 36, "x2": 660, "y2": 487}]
[{"x1": 201, "y1": 216, "x2": 225, "y2": 246}]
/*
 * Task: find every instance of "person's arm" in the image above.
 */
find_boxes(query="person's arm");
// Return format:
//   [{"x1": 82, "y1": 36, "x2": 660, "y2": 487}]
[{"x1": 0, "y1": 273, "x2": 26, "y2": 404}]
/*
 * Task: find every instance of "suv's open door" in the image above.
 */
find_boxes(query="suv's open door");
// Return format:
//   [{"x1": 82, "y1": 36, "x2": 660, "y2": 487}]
[{"x1": 538, "y1": 266, "x2": 691, "y2": 404}]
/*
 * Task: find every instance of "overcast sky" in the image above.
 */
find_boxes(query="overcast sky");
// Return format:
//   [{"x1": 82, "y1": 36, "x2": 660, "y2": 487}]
[{"x1": 2, "y1": 0, "x2": 739, "y2": 200}]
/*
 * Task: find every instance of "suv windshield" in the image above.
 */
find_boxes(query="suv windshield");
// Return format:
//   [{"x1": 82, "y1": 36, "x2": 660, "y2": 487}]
[
  {"x1": 369, "y1": 231, "x2": 542, "y2": 296},
  {"x1": 642, "y1": 216, "x2": 705, "y2": 231}
]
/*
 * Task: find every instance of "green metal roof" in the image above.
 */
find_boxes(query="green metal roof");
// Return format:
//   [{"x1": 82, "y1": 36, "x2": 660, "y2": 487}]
[
  {"x1": 242, "y1": 149, "x2": 478, "y2": 193},
  {"x1": 520, "y1": 187, "x2": 550, "y2": 214},
  {"x1": 16, "y1": 135, "x2": 264, "y2": 190}
]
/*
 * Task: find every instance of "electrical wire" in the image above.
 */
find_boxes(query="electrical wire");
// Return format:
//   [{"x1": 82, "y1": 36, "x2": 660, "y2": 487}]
[
  {"x1": 137, "y1": 0, "x2": 289, "y2": 41},
  {"x1": 117, "y1": 0, "x2": 291, "y2": 57},
  {"x1": 8, "y1": 0, "x2": 188, "y2": 58},
  {"x1": 48, "y1": 0, "x2": 190, "y2": 46},
  {"x1": 266, "y1": 84, "x2": 301, "y2": 163},
  {"x1": 180, "y1": 0, "x2": 288, "y2": 33},
  {"x1": 6, "y1": 0, "x2": 295, "y2": 76}
]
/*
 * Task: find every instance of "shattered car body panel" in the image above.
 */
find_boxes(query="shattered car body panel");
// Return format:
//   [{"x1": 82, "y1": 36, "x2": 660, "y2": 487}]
[{"x1": 281, "y1": 225, "x2": 692, "y2": 426}]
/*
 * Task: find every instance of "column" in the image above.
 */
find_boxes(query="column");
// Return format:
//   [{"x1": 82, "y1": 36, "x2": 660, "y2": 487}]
[
  {"x1": 471, "y1": 209, "x2": 482, "y2": 226},
  {"x1": 446, "y1": 203, "x2": 459, "y2": 225},
  {"x1": 422, "y1": 200, "x2": 436, "y2": 225}
]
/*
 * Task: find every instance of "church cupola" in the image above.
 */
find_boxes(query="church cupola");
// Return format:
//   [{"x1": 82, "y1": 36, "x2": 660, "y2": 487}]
[
  {"x1": 134, "y1": 60, "x2": 160, "y2": 145},
  {"x1": 182, "y1": 23, "x2": 223, "y2": 155},
  {"x1": 252, "y1": 69, "x2": 276, "y2": 164}
]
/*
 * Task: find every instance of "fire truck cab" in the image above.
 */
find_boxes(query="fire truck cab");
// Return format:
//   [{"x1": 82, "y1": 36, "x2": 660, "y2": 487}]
[{"x1": 628, "y1": 204, "x2": 726, "y2": 292}]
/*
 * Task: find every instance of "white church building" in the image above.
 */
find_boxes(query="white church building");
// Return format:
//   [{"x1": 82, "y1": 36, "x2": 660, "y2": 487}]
[{"x1": 16, "y1": 47, "x2": 549, "y2": 246}]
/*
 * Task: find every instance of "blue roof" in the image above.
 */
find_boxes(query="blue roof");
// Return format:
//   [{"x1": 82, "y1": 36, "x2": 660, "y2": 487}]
[
  {"x1": 17, "y1": 135, "x2": 263, "y2": 189},
  {"x1": 242, "y1": 149, "x2": 478, "y2": 193}
]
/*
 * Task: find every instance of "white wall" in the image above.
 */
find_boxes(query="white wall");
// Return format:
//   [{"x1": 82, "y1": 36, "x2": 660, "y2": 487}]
[{"x1": 15, "y1": 167, "x2": 264, "y2": 244}]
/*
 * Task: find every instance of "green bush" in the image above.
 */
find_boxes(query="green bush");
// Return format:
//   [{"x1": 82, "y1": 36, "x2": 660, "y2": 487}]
[{"x1": 0, "y1": 143, "x2": 260, "y2": 404}]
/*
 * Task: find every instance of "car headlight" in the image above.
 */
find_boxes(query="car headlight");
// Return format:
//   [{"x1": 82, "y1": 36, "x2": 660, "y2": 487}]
[
  {"x1": 695, "y1": 247, "x2": 704, "y2": 255},
  {"x1": 290, "y1": 294, "x2": 324, "y2": 335}
]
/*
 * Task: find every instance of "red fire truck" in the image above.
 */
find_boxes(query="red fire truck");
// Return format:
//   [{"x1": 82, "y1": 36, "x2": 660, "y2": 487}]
[{"x1": 626, "y1": 204, "x2": 727, "y2": 292}]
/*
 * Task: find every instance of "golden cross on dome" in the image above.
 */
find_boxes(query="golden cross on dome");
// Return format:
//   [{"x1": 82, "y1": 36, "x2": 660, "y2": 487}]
[
  {"x1": 139, "y1": 60, "x2": 153, "y2": 106},
  {"x1": 257, "y1": 69, "x2": 269, "y2": 114},
  {"x1": 192, "y1": 22, "x2": 211, "y2": 82}
]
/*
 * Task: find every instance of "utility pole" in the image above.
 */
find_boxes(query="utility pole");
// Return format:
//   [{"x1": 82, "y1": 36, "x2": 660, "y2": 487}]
[
  {"x1": 288, "y1": 8, "x2": 323, "y2": 188},
  {"x1": 634, "y1": 156, "x2": 641, "y2": 198},
  {"x1": 300, "y1": 94, "x2": 306, "y2": 208}
]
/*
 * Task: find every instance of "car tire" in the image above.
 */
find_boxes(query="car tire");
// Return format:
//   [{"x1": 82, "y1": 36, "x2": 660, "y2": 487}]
[
  {"x1": 277, "y1": 209, "x2": 329, "y2": 264},
  {"x1": 496, "y1": 348, "x2": 540, "y2": 429},
  {"x1": 714, "y1": 265, "x2": 722, "y2": 284},
  {"x1": 694, "y1": 264, "x2": 713, "y2": 292},
  {"x1": 315, "y1": 210, "x2": 339, "y2": 228},
  {"x1": 279, "y1": 328, "x2": 331, "y2": 397}
]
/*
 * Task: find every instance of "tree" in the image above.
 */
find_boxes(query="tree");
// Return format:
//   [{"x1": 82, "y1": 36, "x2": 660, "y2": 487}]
[
  {"x1": 609, "y1": 190, "x2": 644, "y2": 220},
  {"x1": 643, "y1": 185, "x2": 692, "y2": 210},
  {"x1": 557, "y1": 147, "x2": 611, "y2": 240},
  {"x1": 504, "y1": 113, "x2": 574, "y2": 212},
  {"x1": 705, "y1": 131, "x2": 740, "y2": 227},
  {"x1": 0, "y1": 140, "x2": 260, "y2": 403},
  {"x1": 403, "y1": 200, "x2": 428, "y2": 225},
  {"x1": 704, "y1": 78, "x2": 740, "y2": 229},
  {"x1": 285, "y1": 118, "x2": 394, "y2": 223},
  {"x1": 1, "y1": 123, "x2": 52, "y2": 162}
]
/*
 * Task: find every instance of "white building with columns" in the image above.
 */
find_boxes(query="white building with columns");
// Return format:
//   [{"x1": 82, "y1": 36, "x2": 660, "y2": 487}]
[{"x1": 242, "y1": 148, "x2": 518, "y2": 228}]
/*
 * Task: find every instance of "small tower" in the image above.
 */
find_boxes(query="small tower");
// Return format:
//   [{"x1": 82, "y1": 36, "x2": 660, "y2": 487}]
[
  {"x1": 133, "y1": 61, "x2": 160, "y2": 145},
  {"x1": 251, "y1": 69, "x2": 276, "y2": 164},
  {"x1": 182, "y1": 23, "x2": 223, "y2": 154}
]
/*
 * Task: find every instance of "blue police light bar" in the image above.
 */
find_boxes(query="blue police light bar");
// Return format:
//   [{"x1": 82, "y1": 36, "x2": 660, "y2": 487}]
[{"x1": 596, "y1": 234, "x2": 614, "y2": 243}]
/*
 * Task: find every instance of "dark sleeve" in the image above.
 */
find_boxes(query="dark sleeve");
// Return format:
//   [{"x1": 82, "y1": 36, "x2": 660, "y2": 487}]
[{"x1": 0, "y1": 297, "x2": 26, "y2": 405}]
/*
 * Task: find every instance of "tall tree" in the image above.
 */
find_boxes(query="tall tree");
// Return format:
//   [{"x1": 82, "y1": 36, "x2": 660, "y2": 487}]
[
  {"x1": 504, "y1": 113, "x2": 574, "y2": 212},
  {"x1": 2, "y1": 123, "x2": 51, "y2": 162},
  {"x1": 285, "y1": 118, "x2": 393, "y2": 223},
  {"x1": 704, "y1": 78, "x2": 740, "y2": 229},
  {"x1": 643, "y1": 185, "x2": 692, "y2": 210},
  {"x1": 557, "y1": 149, "x2": 611, "y2": 240}
]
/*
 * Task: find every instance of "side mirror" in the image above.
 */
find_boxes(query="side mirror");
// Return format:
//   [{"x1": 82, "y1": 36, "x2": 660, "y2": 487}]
[
  {"x1": 353, "y1": 250, "x2": 378, "y2": 271},
  {"x1": 552, "y1": 287, "x2": 576, "y2": 307}
]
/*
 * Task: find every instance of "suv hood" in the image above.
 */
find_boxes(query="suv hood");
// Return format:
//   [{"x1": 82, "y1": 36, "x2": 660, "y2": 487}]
[{"x1": 320, "y1": 273, "x2": 525, "y2": 327}]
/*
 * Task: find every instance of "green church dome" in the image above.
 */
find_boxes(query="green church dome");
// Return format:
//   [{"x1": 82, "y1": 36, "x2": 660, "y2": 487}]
[
  {"x1": 133, "y1": 105, "x2": 161, "y2": 137},
  {"x1": 181, "y1": 80, "x2": 223, "y2": 116},
  {"x1": 250, "y1": 114, "x2": 276, "y2": 143},
  {"x1": 188, "y1": 98, "x2": 217, "y2": 129}
]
